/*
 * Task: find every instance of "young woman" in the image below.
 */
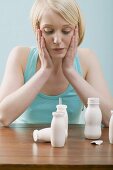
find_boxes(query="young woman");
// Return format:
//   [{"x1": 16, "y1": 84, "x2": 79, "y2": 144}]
[{"x1": 0, "y1": 0, "x2": 113, "y2": 126}]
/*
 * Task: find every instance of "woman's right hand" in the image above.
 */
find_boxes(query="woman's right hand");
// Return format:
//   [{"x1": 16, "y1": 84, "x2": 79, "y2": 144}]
[{"x1": 36, "y1": 29, "x2": 54, "y2": 72}]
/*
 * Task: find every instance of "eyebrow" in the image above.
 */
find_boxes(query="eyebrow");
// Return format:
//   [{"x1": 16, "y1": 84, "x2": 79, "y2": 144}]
[{"x1": 42, "y1": 24, "x2": 72, "y2": 28}]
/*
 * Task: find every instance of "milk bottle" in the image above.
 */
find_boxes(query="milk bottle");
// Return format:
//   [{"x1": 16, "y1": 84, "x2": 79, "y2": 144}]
[
  {"x1": 56, "y1": 98, "x2": 68, "y2": 138},
  {"x1": 109, "y1": 110, "x2": 113, "y2": 144},
  {"x1": 84, "y1": 97, "x2": 102, "y2": 139},
  {"x1": 51, "y1": 111, "x2": 65, "y2": 147},
  {"x1": 33, "y1": 127, "x2": 51, "y2": 142}
]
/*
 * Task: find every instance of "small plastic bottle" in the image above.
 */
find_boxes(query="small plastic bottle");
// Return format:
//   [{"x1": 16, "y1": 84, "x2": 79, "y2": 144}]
[
  {"x1": 84, "y1": 97, "x2": 102, "y2": 139},
  {"x1": 109, "y1": 110, "x2": 113, "y2": 144},
  {"x1": 56, "y1": 98, "x2": 68, "y2": 138},
  {"x1": 33, "y1": 127, "x2": 51, "y2": 142},
  {"x1": 51, "y1": 111, "x2": 66, "y2": 147}
]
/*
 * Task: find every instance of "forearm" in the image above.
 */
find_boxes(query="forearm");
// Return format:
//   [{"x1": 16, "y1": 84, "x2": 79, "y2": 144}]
[
  {"x1": 64, "y1": 68, "x2": 113, "y2": 127},
  {"x1": 0, "y1": 68, "x2": 51, "y2": 126}
]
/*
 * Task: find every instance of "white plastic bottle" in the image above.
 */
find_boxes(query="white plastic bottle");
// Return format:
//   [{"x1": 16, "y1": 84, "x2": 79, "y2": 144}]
[
  {"x1": 51, "y1": 111, "x2": 66, "y2": 147},
  {"x1": 33, "y1": 127, "x2": 51, "y2": 142},
  {"x1": 109, "y1": 110, "x2": 113, "y2": 144},
  {"x1": 56, "y1": 98, "x2": 68, "y2": 138},
  {"x1": 84, "y1": 97, "x2": 102, "y2": 139}
]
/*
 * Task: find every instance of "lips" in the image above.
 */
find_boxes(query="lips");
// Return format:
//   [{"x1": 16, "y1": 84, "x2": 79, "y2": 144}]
[
  {"x1": 53, "y1": 48, "x2": 64, "y2": 50},
  {"x1": 52, "y1": 48, "x2": 65, "y2": 54}
]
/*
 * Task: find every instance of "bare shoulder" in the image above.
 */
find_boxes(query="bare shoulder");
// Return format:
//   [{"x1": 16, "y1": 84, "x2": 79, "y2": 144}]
[
  {"x1": 8, "y1": 46, "x2": 31, "y2": 73},
  {"x1": 77, "y1": 48, "x2": 100, "y2": 79}
]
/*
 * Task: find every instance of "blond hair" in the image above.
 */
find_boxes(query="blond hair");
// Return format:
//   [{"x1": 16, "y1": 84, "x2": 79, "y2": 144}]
[{"x1": 30, "y1": 0, "x2": 85, "y2": 46}]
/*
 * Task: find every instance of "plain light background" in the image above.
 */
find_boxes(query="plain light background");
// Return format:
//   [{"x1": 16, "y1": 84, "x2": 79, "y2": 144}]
[{"x1": 0, "y1": 0, "x2": 113, "y2": 96}]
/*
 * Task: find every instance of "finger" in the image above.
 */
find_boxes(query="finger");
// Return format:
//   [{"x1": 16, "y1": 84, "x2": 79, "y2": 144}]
[
  {"x1": 41, "y1": 37, "x2": 52, "y2": 61},
  {"x1": 69, "y1": 33, "x2": 75, "y2": 49},
  {"x1": 73, "y1": 29, "x2": 78, "y2": 54},
  {"x1": 72, "y1": 28, "x2": 78, "y2": 49},
  {"x1": 70, "y1": 29, "x2": 77, "y2": 55},
  {"x1": 41, "y1": 37, "x2": 49, "y2": 55},
  {"x1": 75, "y1": 27, "x2": 79, "y2": 46},
  {"x1": 36, "y1": 29, "x2": 41, "y2": 49},
  {"x1": 65, "y1": 28, "x2": 78, "y2": 59},
  {"x1": 36, "y1": 29, "x2": 39, "y2": 48}
]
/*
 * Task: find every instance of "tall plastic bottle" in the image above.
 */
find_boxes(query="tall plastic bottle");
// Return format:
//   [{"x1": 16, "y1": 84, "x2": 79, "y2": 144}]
[
  {"x1": 109, "y1": 110, "x2": 113, "y2": 144},
  {"x1": 84, "y1": 97, "x2": 102, "y2": 139},
  {"x1": 33, "y1": 128, "x2": 51, "y2": 142},
  {"x1": 51, "y1": 111, "x2": 66, "y2": 147},
  {"x1": 56, "y1": 98, "x2": 68, "y2": 138}
]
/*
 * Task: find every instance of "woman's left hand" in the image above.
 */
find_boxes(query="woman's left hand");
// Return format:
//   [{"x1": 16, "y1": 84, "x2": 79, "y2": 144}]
[{"x1": 62, "y1": 28, "x2": 78, "y2": 74}]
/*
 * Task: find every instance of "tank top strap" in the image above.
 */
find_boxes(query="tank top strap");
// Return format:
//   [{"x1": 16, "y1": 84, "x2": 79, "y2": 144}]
[{"x1": 24, "y1": 47, "x2": 38, "y2": 83}]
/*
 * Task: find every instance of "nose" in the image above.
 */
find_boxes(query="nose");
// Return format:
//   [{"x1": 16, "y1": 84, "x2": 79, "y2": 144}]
[{"x1": 53, "y1": 32, "x2": 62, "y2": 44}]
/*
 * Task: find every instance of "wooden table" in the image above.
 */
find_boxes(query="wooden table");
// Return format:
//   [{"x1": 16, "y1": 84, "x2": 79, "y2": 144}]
[{"x1": 0, "y1": 124, "x2": 113, "y2": 170}]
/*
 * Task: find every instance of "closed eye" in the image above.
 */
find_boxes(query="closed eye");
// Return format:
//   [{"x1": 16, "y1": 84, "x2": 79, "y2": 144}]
[
  {"x1": 44, "y1": 30, "x2": 54, "y2": 34},
  {"x1": 62, "y1": 31, "x2": 71, "y2": 34},
  {"x1": 43, "y1": 27, "x2": 72, "y2": 35}
]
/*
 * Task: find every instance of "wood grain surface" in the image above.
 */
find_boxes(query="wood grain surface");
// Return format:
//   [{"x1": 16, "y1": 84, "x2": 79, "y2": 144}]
[{"x1": 0, "y1": 124, "x2": 113, "y2": 170}]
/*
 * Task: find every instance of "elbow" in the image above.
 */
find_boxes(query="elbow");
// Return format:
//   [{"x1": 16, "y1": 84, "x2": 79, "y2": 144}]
[
  {"x1": 102, "y1": 117, "x2": 109, "y2": 127},
  {"x1": 0, "y1": 115, "x2": 10, "y2": 127},
  {"x1": 102, "y1": 121, "x2": 109, "y2": 128},
  {"x1": 0, "y1": 109, "x2": 11, "y2": 127},
  {"x1": 102, "y1": 100, "x2": 113, "y2": 128},
  {"x1": 0, "y1": 116, "x2": 10, "y2": 127}
]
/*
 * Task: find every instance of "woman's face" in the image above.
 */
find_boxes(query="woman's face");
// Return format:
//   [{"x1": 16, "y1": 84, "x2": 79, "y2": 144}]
[{"x1": 39, "y1": 9, "x2": 75, "y2": 59}]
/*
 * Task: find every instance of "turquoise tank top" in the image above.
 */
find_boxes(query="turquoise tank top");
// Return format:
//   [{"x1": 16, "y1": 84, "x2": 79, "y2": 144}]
[{"x1": 15, "y1": 47, "x2": 84, "y2": 124}]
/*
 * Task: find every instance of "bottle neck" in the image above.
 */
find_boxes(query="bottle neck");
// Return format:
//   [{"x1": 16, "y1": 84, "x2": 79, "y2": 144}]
[
  {"x1": 57, "y1": 108, "x2": 66, "y2": 111},
  {"x1": 52, "y1": 112, "x2": 64, "y2": 117},
  {"x1": 88, "y1": 103, "x2": 99, "y2": 107},
  {"x1": 56, "y1": 105, "x2": 67, "y2": 112}
]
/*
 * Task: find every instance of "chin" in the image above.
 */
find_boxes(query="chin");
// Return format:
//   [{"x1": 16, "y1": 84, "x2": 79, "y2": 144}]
[
  {"x1": 51, "y1": 54, "x2": 65, "y2": 59},
  {"x1": 50, "y1": 52, "x2": 66, "y2": 59}
]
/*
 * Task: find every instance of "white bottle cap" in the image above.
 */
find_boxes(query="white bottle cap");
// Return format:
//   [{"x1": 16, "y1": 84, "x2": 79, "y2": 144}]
[
  {"x1": 33, "y1": 129, "x2": 39, "y2": 142},
  {"x1": 88, "y1": 97, "x2": 99, "y2": 104}
]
